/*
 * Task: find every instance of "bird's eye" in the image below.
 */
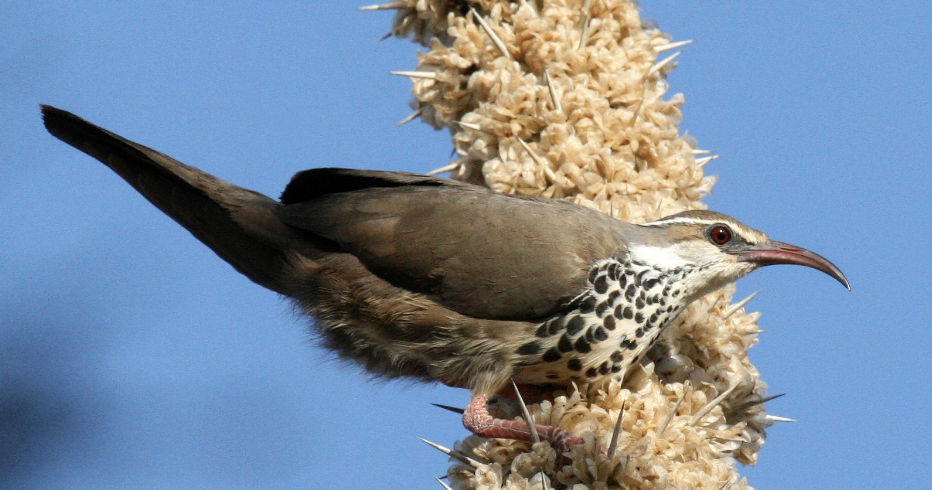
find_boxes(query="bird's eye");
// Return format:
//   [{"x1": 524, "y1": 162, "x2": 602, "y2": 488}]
[{"x1": 709, "y1": 225, "x2": 732, "y2": 245}]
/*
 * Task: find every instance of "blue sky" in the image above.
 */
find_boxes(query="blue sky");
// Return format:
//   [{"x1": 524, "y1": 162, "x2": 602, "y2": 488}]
[{"x1": 2, "y1": 2, "x2": 930, "y2": 489}]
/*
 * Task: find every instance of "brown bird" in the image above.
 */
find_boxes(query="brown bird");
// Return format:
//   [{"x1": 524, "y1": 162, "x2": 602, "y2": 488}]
[{"x1": 41, "y1": 105, "x2": 849, "y2": 452}]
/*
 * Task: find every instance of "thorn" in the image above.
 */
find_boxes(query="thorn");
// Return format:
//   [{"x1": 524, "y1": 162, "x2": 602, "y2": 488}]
[
  {"x1": 419, "y1": 437, "x2": 484, "y2": 468},
  {"x1": 648, "y1": 51, "x2": 682, "y2": 76},
  {"x1": 691, "y1": 148, "x2": 711, "y2": 155},
  {"x1": 731, "y1": 393, "x2": 786, "y2": 412},
  {"x1": 657, "y1": 381, "x2": 689, "y2": 435},
  {"x1": 654, "y1": 39, "x2": 694, "y2": 53},
  {"x1": 517, "y1": 138, "x2": 560, "y2": 185},
  {"x1": 690, "y1": 382, "x2": 739, "y2": 425},
  {"x1": 539, "y1": 471, "x2": 550, "y2": 490},
  {"x1": 516, "y1": 137, "x2": 545, "y2": 166},
  {"x1": 359, "y1": 3, "x2": 403, "y2": 10},
  {"x1": 457, "y1": 120, "x2": 481, "y2": 131},
  {"x1": 607, "y1": 401, "x2": 625, "y2": 457},
  {"x1": 435, "y1": 477, "x2": 454, "y2": 490},
  {"x1": 511, "y1": 379, "x2": 540, "y2": 444},
  {"x1": 390, "y1": 70, "x2": 437, "y2": 80},
  {"x1": 397, "y1": 110, "x2": 422, "y2": 126},
  {"x1": 723, "y1": 289, "x2": 760, "y2": 319},
  {"x1": 431, "y1": 403, "x2": 465, "y2": 414},
  {"x1": 695, "y1": 154, "x2": 720, "y2": 167},
  {"x1": 703, "y1": 294, "x2": 724, "y2": 315},
  {"x1": 427, "y1": 162, "x2": 460, "y2": 176},
  {"x1": 717, "y1": 477, "x2": 735, "y2": 490},
  {"x1": 544, "y1": 69, "x2": 562, "y2": 113},
  {"x1": 378, "y1": 32, "x2": 393, "y2": 42},
  {"x1": 578, "y1": 0, "x2": 592, "y2": 50},
  {"x1": 470, "y1": 8, "x2": 512, "y2": 60},
  {"x1": 629, "y1": 85, "x2": 650, "y2": 127},
  {"x1": 766, "y1": 414, "x2": 797, "y2": 423},
  {"x1": 761, "y1": 393, "x2": 786, "y2": 404}
]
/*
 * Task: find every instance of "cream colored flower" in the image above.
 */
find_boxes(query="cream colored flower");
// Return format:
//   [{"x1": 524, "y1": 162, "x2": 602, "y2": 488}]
[{"x1": 374, "y1": 0, "x2": 776, "y2": 488}]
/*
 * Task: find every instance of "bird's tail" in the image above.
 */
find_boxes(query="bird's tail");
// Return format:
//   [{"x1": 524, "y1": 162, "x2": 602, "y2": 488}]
[{"x1": 41, "y1": 105, "x2": 299, "y2": 295}]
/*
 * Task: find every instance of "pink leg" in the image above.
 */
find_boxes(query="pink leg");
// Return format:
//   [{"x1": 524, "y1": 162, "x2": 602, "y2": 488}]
[{"x1": 462, "y1": 395, "x2": 583, "y2": 454}]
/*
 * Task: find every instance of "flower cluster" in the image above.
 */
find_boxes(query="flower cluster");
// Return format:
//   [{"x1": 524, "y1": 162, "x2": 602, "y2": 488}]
[{"x1": 378, "y1": 1, "x2": 776, "y2": 488}]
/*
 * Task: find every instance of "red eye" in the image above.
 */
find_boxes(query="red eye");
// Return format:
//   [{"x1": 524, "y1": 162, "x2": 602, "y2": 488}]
[{"x1": 709, "y1": 225, "x2": 732, "y2": 245}]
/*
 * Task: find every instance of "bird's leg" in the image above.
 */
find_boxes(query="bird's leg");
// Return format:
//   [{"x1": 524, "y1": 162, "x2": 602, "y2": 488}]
[{"x1": 462, "y1": 394, "x2": 583, "y2": 454}]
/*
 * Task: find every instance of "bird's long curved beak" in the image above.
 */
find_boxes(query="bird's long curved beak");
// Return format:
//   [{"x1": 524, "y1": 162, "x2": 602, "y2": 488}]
[{"x1": 734, "y1": 241, "x2": 851, "y2": 290}]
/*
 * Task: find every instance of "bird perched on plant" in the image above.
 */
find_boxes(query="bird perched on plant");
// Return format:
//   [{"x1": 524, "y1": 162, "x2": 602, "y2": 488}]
[{"x1": 41, "y1": 105, "x2": 849, "y2": 453}]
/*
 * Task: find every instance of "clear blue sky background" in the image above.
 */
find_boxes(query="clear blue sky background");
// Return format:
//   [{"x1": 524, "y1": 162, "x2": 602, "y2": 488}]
[{"x1": 2, "y1": 2, "x2": 930, "y2": 489}]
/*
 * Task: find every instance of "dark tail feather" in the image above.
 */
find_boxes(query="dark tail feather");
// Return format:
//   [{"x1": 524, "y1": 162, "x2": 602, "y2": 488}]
[{"x1": 41, "y1": 105, "x2": 297, "y2": 295}]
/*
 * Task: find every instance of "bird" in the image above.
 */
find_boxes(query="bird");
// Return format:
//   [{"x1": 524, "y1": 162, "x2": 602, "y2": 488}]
[{"x1": 41, "y1": 105, "x2": 849, "y2": 453}]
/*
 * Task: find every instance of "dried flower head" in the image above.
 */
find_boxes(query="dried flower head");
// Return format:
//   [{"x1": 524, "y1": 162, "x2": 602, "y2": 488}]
[{"x1": 371, "y1": 1, "x2": 777, "y2": 488}]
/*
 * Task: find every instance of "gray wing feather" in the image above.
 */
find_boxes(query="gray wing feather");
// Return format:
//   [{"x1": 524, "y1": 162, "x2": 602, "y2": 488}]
[{"x1": 277, "y1": 181, "x2": 628, "y2": 320}]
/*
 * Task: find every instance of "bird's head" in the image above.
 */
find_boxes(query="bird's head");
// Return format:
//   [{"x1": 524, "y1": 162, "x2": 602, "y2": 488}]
[{"x1": 632, "y1": 210, "x2": 850, "y2": 303}]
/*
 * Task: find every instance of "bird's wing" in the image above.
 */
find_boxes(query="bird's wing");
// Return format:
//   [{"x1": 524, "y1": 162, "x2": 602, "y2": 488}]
[{"x1": 275, "y1": 169, "x2": 627, "y2": 320}]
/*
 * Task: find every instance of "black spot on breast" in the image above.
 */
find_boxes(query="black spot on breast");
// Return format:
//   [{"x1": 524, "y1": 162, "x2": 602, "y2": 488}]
[
  {"x1": 607, "y1": 261, "x2": 620, "y2": 280},
  {"x1": 592, "y1": 327, "x2": 608, "y2": 342},
  {"x1": 558, "y1": 335, "x2": 574, "y2": 353},
  {"x1": 566, "y1": 316, "x2": 586, "y2": 335},
  {"x1": 625, "y1": 284, "x2": 636, "y2": 300},
  {"x1": 516, "y1": 342, "x2": 542, "y2": 355},
  {"x1": 547, "y1": 317, "x2": 566, "y2": 335},
  {"x1": 579, "y1": 296, "x2": 597, "y2": 314},
  {"x1": 567, "y1": 358, "x2": 582, "y2": 371},
  {"x1": 618, "y1": 274, "x2": 628, "y2": 287},
  {"x1": 611, "y1": 364, "x2": 623, "y2": 373},
  {"x1": 623, "y1": 306, "x2": 634, "y2": 320},
  {"x1": 611, "y1": 350, "x2": 623, "y2": 362},
  {"x1": 635, "y1": 296, "x2": 645, "y2": 309},
  {"x1": 542, "y1": 348, "x2": 561, "y2": 362},
  {"x1": 598, "y1": 362, "x2": 611, "y2": 375},
  {"x1": 607, "y1": 290, "x2": 621, "y2": 304},
  {"x1": 635, "y1": 312, "x2": 645, "y2": 324},
  {"x1": 594, "y1": 274, "x2": 608, "y2": 294},
  {"x1": 588, "y1": 267, "x2": 599, "y2": 284},
  {"x1": 574, "y1": 337, "x2": 592, "y2": 353},
  {"x1": 635, "y1": 328, "x2": 644, "y2": 338},
  {"x1": 643, "y1": 278, "x2": 659, "y2": 290},
  {"x1": 535, "y1": 323, "x2": 550, "y2": 338},
  {"x1": 636, "y1": 269, "x2": 650, "y2": 285},
  {"x1": 585, "y1": 367, "x2": 598, "y2": 377},
  {"x1": 596, "y1": 301, "x2": 609, "y2": 317},
  {"x1": 649, "y1": 313, "x2": 658, "y2": 326},
  {"x1": 603, "y1": 315, "x2": 616, "y2": 330}
]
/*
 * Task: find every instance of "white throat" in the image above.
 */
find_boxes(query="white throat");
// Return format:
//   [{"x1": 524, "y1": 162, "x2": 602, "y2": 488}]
[{"x1": 627, "y1": 244, "x2": 691, "y2": 270}]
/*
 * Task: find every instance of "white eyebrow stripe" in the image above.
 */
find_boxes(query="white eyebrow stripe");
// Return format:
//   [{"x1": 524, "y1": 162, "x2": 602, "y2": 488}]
[{"x1": 640, "y1": 217, "x2": 720, "y2": 227}]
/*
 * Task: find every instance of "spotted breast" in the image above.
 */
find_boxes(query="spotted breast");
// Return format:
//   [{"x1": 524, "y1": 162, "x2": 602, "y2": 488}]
[{"x1": 514, "y1": 256, "x2": 691, "y2": 384}]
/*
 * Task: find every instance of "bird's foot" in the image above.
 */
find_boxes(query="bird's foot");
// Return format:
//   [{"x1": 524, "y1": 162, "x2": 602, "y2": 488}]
[{"x1": 462, "y1": 394, "x2": 583, "y2": 454}]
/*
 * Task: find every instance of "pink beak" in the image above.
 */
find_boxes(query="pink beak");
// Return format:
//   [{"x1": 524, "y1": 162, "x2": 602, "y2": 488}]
[{"x1": 735, "y1": 241, "x2": 850, "y2": 290}]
